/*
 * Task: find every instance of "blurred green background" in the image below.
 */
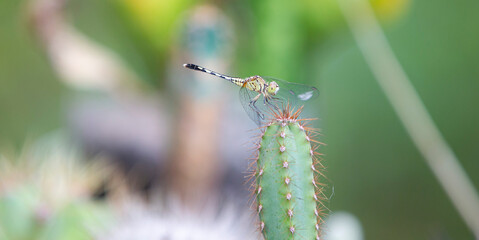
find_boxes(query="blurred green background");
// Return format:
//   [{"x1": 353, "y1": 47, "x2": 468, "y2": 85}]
[{"x1": 1, "y1": 0, "x2": 478, "y2": 239}]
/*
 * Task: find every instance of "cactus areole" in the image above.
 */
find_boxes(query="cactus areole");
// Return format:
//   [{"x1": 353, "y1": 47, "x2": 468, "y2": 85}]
[{"x1": 254, "y1": 106, "x2": 325, "y2": 240}]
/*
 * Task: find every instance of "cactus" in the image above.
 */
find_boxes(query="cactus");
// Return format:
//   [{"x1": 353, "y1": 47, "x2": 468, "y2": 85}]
[
  {"x1": 99, "y1": 197, "x2": 261, "y2": 240},
  {"x1": 0, "y1": 138, "x2": 113, "y2": 240},
  {"x1": 252, "y1": 106, "x2": 326, "y2": 240}
]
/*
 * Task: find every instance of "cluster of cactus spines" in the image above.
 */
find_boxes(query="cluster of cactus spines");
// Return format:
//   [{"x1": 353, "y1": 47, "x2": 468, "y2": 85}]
[
  {"x1": 0, "y1": 141, "x2": 114, "y2": 240},
  {"x1": 247, "y1": 105, "x2": 327, "y2": 240}
]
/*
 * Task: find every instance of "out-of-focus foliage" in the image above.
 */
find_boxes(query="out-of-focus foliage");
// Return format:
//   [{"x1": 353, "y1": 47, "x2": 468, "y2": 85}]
[
  {"x1": 0, "y1": 138, "x2": 112, "y2": 240},
  {"x1": 300, "y1": 0, "x2": 410, "y2": 32},
  {"x1": 114, "y1": 0, "x2": 192, "y2": 54},
  {"x1": 318, "y1": 1, "x2": 479, "y2": 238},
  {"x1": 0, "y1": 1, "x2": 64, "y2": 147},
  {"x1": 0, "y1": 0, "x2": 478, "y2": 239},
  {"x1": 243, "y1": 0, "x2": 409, "y2": 84}
]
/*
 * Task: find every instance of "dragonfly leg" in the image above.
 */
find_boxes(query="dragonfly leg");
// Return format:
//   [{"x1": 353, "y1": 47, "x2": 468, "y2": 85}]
[
  {"x1": 249, "y1": 94, "x2": 264, "y2": 119},
  {"x1": 265, "y1": 96, "x2": 280, "y2": 111},
  {"x1": 272, "y1": 96, "x2": 294, "y2": 109}
]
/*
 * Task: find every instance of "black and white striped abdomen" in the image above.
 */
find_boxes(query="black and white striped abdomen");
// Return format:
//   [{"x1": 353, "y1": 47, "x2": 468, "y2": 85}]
[{"x1": 183, "y1": 63, "x2": 239, "y2": 83}]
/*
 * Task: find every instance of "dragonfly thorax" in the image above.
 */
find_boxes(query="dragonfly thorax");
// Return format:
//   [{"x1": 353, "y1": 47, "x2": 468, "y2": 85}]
[
  {"x1": 244, "y1": 75, "x2": 267, "y2": 93},
  {"x1": 244, "y1": 76, "x2": 279, "y2": 97}
]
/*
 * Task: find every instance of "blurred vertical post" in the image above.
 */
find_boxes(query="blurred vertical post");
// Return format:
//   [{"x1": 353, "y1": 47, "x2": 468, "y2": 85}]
[
  {"x1": 168, "y1": 5, "x2": 234, "y2": 206},
  {"x1": 337, "y1": 0, "x2": 479, "y2": 237}
]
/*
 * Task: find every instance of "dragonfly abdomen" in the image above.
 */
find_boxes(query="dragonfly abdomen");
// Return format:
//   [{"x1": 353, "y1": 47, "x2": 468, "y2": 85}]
[{"x1": 183, "y1": 63, "x2": 243, "y2": 85}]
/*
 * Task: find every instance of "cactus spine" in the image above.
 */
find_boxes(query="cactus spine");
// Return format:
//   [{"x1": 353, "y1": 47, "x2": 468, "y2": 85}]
[{"x1": 254, "y1": 106, "x2": 325, "y2": 240}]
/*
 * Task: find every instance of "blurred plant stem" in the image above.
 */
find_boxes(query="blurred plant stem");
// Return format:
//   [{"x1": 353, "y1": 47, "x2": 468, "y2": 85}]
[{"x1": 337, "y1": 0, "x2": 479, "y2": 237}]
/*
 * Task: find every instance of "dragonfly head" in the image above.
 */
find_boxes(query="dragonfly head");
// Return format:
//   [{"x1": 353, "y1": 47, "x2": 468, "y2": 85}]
[{"x1": 266, "y1": 81, "x2": 280, "y2": 96}]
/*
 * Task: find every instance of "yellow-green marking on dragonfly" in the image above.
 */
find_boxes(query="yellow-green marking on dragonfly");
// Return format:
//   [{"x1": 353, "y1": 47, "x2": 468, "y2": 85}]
[{"x1": 183, "y1": 63, "x2": 319, "y2": 126}]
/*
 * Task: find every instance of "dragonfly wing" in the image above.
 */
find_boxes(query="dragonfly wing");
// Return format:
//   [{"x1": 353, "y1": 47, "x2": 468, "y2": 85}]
[
  {"x1": 263, "y1": 77, "x2": 319, "y2": 107},
  {"x1": 239, "y1": 86, "x2": 273, "y2": 127}
]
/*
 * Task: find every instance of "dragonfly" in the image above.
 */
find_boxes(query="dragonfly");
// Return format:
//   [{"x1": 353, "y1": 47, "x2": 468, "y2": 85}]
[{"x1": 183, "y1": 63, "x2": 319, "y2": 126}]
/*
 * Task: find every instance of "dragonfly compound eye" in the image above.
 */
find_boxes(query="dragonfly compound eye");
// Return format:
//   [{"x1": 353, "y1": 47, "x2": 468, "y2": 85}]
[{"x1": 269, "y1": 81, "x2": 280, "y2": 95}]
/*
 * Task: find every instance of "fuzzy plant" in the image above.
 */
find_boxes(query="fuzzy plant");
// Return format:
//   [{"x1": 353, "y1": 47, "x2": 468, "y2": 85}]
[
  {"x1": 248, "y1": 105, "x2": 327, "y2": 240},
  {"x1": 98, "y1": 196, "x2": 261, "y2": 240},
  {"x1": 0, "y1": 138, "x2": 113, "y2": 240}
]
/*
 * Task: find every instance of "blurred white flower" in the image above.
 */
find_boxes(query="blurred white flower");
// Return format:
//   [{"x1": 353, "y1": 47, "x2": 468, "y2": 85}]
[{"x1": 324, "y1": 211, "x2": 363, "y2": 240}]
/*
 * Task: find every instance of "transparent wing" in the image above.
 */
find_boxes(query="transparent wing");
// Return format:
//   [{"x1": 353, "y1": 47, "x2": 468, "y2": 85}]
[
  {"x1": 239, "y1": 86, "x2": 274, "y2": 127},
  {"x1": 263, "y1": 77, "x2": 319, "y2": 108}
]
